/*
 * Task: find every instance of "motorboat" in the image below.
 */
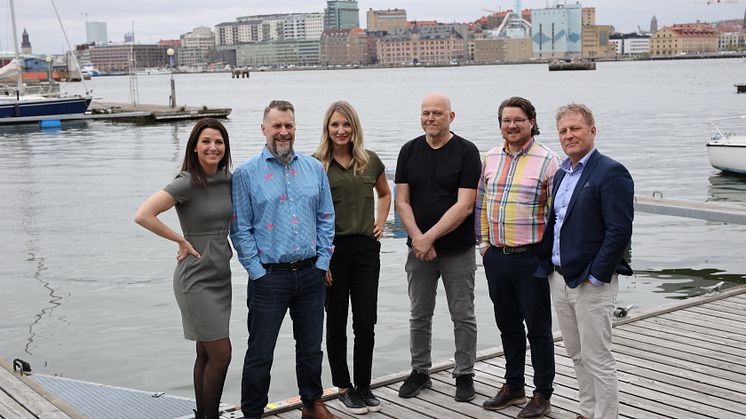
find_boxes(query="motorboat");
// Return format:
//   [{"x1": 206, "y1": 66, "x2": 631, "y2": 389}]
[
  {"x1": 706, "y1": 116, "x2": 746, "y2": 174},
  {"x1": 0, "y1": 0, "x2": 91, "y2": 120}
]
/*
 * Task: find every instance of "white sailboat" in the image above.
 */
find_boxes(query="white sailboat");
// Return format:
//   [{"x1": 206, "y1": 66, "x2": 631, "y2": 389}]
[{"x1": 0, "y1": 0, "x2": 91, "y2": 120}]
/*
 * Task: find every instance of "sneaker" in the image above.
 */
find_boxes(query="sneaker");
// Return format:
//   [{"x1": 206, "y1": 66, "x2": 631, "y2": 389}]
[
  {"x1": 398, "y1": 370, "x2": 432, "y2": 398},
  {"x1": 454, "y1": 375, "x2": 475, "y2": 402},
  {"x1": 482, "y1": 384, "x2": 526, "y2": 411},
  {"x1": 337, "y1": 388, "x2": 368, "y2": 415},
  {"x1": 357, "y1": 386, "x2": 382, "y2": 412},
  {"x1": 517, "y1": 393, "x2": 551, "y2": 418}
]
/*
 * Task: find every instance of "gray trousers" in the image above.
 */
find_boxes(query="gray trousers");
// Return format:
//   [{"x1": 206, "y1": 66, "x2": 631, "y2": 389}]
[
  {"x1": 550, "y1": 272, "x2": 619, "y2": 419},
  {"x1": 405, "y1": 247, "x2": 477, "y2": 377}
]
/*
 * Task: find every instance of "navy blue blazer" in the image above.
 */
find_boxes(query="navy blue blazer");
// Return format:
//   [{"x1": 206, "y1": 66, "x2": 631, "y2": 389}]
[{"x1": 536, "y1": 150, "x2": 634, "y2": 288}]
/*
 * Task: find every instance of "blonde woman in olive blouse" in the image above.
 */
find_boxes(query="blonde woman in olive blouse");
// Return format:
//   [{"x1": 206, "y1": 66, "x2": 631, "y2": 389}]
[{"x1": 315, "y1": 101, "x2": 391, "y2": 415}]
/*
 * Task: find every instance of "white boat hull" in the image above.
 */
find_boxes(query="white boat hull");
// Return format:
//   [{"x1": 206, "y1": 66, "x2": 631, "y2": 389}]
[{"x1": 707, "y1": 142, "x2": 746, "y2": 174}]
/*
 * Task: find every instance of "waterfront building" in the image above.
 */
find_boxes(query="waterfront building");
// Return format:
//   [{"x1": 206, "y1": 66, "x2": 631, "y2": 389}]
[
  {"x1": 21, "y1": 29, "x2": 31, "y2": 55},
  {"x1": 475, "y1": 10, "x2": 532, "y2": 31},
  {"x1": 89, "y1": 43, "x2": 170, "y2": 71},
  {"x1": 473, "y1": 37, "x2": 532, "y2": 63},
  {"x1": 376, "y1": 27, "x2": 465, "y2": 65},
  {"x1": 650, "y1": 15, "x2": 658, "y2": 33},
  {"x1": 609, "y1": 33, "x2": 650, "y2": 56},
  {"x1": 324, "y1": 0, "x2": 360, "y2": 30},
  {"x1": 179, "y1": 26, "x2": 215, "y2": 67},
  {"x1": 367, "y1": 8, "x2": 407, "y2": 33},
  {"x1": 530, "y1": 2, "x2": 582, "y2": 59},
  {"x1": 650, "y1": 24, "x2": 719, "y2": 56},
  {"x1": 319, "y1": 28, "x2": 368, "y2": 66},
  {"x1": 234, "y1": 39, "x2": 320, "y2": 67},
  {"x1": 124, "y1": 32, "x2": 135, "y2": 43},
  {"x1": 86, "y1": 22, "x2": 108, "y2": 45},
  {"x1": 580, "y1": 7, "x2": 615, "y2": 59},
  {"x1": 719, "y1": 32, "x2": 745, "y2": 51}
]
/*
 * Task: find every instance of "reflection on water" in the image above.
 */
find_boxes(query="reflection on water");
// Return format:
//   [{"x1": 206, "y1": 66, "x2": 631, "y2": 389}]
[
  {"x1": 707, "y1": 173, "x2": 746, "y2": 203},
  {"x1": 636, "y1": 267, "x2": 746, "y2": 300}
]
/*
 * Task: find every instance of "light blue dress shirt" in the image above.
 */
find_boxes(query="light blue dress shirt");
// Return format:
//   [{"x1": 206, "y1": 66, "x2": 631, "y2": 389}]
[
  {"x1": 551, "y1": 149, "x2": 603, "y2": 286},
  {"x1": 230, "y1": 146, "x2": 335, "y2": 280}
]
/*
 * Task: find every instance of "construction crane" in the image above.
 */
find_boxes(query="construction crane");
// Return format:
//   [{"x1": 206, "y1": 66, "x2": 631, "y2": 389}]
[{"x1": 481, "y1": 8, "x2": 503, "y2": 15}]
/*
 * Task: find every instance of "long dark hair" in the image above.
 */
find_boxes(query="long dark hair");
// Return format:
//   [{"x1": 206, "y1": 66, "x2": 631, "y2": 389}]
[{"x1": 181, "y1": 118, "x2": 232, "y2": 189}]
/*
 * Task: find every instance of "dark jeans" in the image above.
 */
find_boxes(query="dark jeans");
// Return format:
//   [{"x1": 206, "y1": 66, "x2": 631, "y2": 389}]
[
  {"x1": 483, "y1": 246, "x2": 554, "y2": 399},
  {"x1": 325, "y1": 235, "x2": 381, "y2": 389},
  {"x1": 240, "y1": 266, "x2": 326, "y2": 419}
]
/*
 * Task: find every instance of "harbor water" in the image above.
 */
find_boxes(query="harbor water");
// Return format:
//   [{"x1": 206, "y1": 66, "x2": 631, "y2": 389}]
[{"x1": 1, "y1": 58, "x2": 745, "y2": 405}]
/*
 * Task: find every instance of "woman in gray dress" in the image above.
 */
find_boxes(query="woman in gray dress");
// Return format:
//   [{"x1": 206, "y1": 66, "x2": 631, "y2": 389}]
[{"x1": 135, "y1": 118, "x2": 233, "y2": 419}]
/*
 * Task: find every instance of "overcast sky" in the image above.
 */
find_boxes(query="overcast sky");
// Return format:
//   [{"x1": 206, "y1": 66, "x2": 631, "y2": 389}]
[{"x1": 3, "y1": 1, "x2": 745, "y2": 54}]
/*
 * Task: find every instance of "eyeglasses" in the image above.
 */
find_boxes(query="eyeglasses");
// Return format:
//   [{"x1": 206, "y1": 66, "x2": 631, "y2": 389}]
[{"x1": 500, "y1": 118, "x2": 529, "y2": 126}]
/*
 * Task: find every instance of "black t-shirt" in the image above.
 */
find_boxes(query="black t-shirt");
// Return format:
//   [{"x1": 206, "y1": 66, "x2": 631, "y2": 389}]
[{"x1": 395, "y1": 133, "x2": 481, "y2": 253}]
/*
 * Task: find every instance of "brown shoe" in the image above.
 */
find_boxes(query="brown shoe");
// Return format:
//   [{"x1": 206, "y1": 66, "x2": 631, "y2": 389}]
[
  {"x1": 301, "y1": 399, "x2": 341, "y2": 419},
  {"x1": 517, "y1": 393, "x2": 551, "y2": 418},
  {"x1": 576, "y1": 416, "x2": 589, "y2": 419},
  {"x1": 482, "y1": 384, "x2": 526, "y2": 411}
]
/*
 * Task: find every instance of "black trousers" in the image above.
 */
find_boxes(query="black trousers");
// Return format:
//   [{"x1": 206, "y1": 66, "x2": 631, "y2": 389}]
[{"x1": 325, "y1": 235, "x2": 381, "y2": 389}]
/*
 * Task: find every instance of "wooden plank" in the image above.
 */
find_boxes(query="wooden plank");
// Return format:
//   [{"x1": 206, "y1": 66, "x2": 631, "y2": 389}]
[
  {"x1": 612, "y1": 328, "x2": 746, "y2": 368},
  {"x1": 370, "y1": 386, "x2": 443, "y2": 419},
  {"x1": 550, "y1": 346, "x2": 742, "y2": 416},
  {"x1": 380, "y1": 384, "x2": 468, "y2": 419},
  {"x1": 687, "y1": 305, "x2": 745, "y2": 322},
  {"x1": 678, "y1": 305, "x2": 746, "y2": 326},
  {"x1": 708, "y1": 299, "x2": 746, "y2": 310},
  {"x1": 476, "y1": 358, "x2": 644, "y2": 419},
  {"x1": 0, "y1": 389, "x2": 35, "y2": 419},
  {"x1": 620, "y1": 323, "x2": 746, "y2": 357},
  {"x1": 699, "y1": 300, "x2": 746, "y2": 314},
  {"x1": 633, "y1": 316, "x2": 746, "y2": 344},
  {"x1": 661, "y1": 310, "x2": 746, "y2": 339},
  {"x1": 0, "y1": 365, "x2": 70, "y2": 419}
]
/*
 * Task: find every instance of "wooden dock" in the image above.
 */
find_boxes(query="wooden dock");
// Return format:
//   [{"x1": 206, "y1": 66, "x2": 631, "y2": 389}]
[
  {"x1": 2, "y1": 286, "x2": 745, "y2": 418},
  {"x1": 261, "y1": 285, "x2": 746, "y2": 419},
  {"x1": 89, "y1": 101, "x2": 231, "y2": 121}
]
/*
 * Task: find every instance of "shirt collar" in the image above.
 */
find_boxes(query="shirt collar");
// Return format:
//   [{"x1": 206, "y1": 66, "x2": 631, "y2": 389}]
[
  {"x1": 560, "y1": 148, "x2": 595, "y2": 173},
  {"x1": 501, "y1": 137, "x2": 535, "y2": 157},
  {"x1": 262, "y1": 145, "x2": 296, "y2": 163}
]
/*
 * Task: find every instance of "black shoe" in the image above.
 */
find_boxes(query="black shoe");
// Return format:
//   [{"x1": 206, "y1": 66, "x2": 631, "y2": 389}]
[
  {"x1": 482, "y1": 384, "x2": 526, "y2": 411},
  {"x1": 357, "y1": 386, "x2": 382, "y2": 412},
  {"x1": 337, "y1": 388, "x2": 367, "y2": 415},
  {"x1": 454, "y1": 375, "x2": 475, "y2": 402},
  {"x1": 517, "y1": 393, "x2": 551, "y2": 418},
  {"x1": 398, "y1": 370, "x2": 432, "y2": 398}
]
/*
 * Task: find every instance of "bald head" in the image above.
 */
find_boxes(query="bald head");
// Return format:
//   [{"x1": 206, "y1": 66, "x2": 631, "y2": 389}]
[
  {"x1": 421, "y1": 92, "x2": 452, "y2": 112},
  {"x1": 420, "y1": 92, "x2": 455, "y2": 144}
]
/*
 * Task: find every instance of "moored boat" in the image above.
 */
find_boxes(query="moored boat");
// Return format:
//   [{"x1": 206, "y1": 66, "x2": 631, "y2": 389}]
[{"x1": 706, "y1": 116, "x2": 746, "y2": 174}]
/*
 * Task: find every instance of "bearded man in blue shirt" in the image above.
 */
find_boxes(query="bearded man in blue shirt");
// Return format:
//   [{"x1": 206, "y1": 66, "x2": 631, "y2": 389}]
[{"x1": 231, "y1": 100, "x2": 338, "y2": 419}]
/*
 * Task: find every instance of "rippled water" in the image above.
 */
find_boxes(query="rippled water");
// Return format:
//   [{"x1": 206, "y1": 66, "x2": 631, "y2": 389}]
[{"x1": 1, "y1": 58, "x2": 745, "y2": 405}]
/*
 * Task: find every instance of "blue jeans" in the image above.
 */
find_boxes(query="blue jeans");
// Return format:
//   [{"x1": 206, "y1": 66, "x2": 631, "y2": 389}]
[
  {"x1": 240, "y1": 266, "x2": 326, "y2": 419},
  {"x1": 483, "y1": 246, "x2": 554, "y2": 399}
]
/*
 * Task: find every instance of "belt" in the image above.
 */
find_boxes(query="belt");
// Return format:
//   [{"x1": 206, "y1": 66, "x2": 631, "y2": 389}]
[
  {"x1": 554, "y1": 265, "x2": 563, "y2": 276},
  {"x1": 496, "y1": 243, "x2": 538, "y2": 255},
  {"x1": 262, "y1": 257, "x2": 316, "y2": 272}
]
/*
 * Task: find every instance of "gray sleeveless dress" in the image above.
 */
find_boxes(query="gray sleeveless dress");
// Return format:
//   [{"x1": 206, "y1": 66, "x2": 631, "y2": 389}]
[{"x1": 164, "y1": 171, "x2": 232, "y2": 341}]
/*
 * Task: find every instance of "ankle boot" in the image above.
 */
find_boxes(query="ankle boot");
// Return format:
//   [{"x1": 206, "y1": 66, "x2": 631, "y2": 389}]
[{"x1": 300, "y1": 399, "x2": 341, "y2": 419}]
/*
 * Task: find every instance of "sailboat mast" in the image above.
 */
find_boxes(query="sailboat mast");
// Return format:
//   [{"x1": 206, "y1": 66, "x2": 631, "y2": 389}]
[{"x1": 8, "y1": 0, "x2": 24, "y2": 96}]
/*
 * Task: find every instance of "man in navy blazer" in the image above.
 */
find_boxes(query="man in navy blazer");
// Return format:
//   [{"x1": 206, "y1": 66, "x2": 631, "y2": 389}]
[{"x1": 536, "y1": 103, "x2": 633, "y2": 419}]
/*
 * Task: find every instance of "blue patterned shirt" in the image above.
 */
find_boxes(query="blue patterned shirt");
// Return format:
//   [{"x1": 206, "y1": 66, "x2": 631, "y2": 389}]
[{"x1": 230, "y1": 146, "x2": 335, "y2": 280}]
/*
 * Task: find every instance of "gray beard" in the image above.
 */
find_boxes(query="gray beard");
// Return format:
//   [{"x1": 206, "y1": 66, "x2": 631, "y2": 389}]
[{"x1": 271, "y1": 142, "x2": 293, "y2": 164}]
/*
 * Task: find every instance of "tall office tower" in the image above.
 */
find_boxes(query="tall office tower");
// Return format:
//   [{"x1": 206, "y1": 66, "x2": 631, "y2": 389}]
[
  {"x1": 86, "y1": 21, "x2": 108, "y2": 44},
  {"x1": 324, "y1": 0, "x2": 360, "y2": 29}
]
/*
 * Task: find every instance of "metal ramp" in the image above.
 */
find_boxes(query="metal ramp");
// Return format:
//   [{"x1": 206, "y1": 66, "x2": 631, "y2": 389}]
[{"x1": 30, "y1": 374, "x2": 236, "y2": 419}]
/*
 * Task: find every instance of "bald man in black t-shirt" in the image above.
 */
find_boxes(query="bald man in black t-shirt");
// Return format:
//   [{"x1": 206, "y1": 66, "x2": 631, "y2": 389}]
[{"x1": 394, "y1": 92, "x2": 481, "y2": 403}]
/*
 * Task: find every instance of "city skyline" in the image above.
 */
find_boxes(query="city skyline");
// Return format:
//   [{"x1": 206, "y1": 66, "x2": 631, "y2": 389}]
[{"x1": 2, "y1": 0, "x2": 745, "y2": 54}]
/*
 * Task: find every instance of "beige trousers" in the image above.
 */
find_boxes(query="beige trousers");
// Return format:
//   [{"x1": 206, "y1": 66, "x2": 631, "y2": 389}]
[{"x1": 549, "y1": 272, "x2": 619, "y2": 419}]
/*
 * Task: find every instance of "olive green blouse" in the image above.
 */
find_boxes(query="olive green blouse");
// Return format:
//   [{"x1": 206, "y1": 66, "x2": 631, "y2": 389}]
[{"x1": 325, "y1": 150, "x2": 385, "y2": 238}]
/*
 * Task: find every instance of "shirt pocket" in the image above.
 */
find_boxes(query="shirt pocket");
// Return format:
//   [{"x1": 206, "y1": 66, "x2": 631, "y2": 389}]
[{"x1": 361, "y1": 175, "x2": 377, "y2": 200}]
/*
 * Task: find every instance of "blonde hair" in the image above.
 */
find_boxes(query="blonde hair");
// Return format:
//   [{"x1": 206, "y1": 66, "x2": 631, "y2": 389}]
[
  {"x1": 315, "y1": 101, "x2": 369, "y2": 176},
  {"x1": 556, "y1": 103, "x2": 595, "y2": 127}
]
